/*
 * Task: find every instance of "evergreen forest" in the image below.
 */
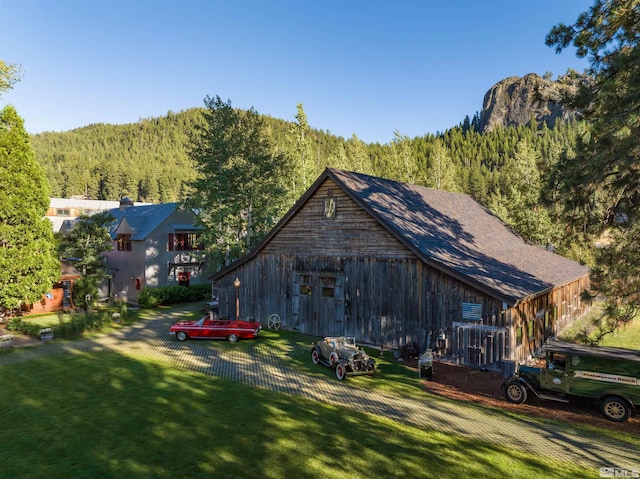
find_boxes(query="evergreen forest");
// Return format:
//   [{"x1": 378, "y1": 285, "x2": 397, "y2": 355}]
[{"x1": 30, "y1": 107, "x2": 583, "y2": 260}]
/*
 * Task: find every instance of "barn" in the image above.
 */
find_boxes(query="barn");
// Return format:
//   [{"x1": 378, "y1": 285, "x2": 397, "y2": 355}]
[{"x1": 209, "y1": 168, "x2": 590, "y2": 372}]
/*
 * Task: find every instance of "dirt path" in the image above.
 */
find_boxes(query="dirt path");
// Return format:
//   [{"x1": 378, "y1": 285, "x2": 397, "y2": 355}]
[{"x1": 1, "y1": 304, "x2": 638, "y2": 472}]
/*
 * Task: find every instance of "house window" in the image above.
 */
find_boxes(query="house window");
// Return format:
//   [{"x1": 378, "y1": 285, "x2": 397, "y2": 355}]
[
  {"x1": 168, "y1": 233, "x2": 204, "y2": 251},
  {"x1": 117, "y1": 234, "x2": 132, "y2": 251},
  {"x1": 56, "y1": 208, "x2": 71, "y2": 216},
  {"x1": 177, "y1": 271, "x2": 191, "y2": 287}
]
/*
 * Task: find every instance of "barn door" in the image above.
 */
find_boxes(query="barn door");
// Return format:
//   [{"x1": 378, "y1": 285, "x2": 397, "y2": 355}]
[{"x1": 291, "y1": 273, "x2": 344, "y2": 337}]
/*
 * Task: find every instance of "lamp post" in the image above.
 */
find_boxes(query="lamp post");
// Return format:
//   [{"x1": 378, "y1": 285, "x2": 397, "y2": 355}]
[{"x1": 234, "y1": 277, "x2": 241, "y2": 321}]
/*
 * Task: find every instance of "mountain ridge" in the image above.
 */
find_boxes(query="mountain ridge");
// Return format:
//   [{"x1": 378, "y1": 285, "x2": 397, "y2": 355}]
[{"x1": 479, "y1": 72, "x2": 582, "y2": 132}]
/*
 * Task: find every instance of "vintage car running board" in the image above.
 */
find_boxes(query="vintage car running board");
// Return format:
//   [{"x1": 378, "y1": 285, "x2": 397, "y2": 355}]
[{"x1": 317, "y1": 357, "x2": 332, "y2": 368}]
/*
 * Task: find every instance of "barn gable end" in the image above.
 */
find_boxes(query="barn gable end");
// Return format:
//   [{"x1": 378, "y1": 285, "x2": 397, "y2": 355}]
[{"x1": 262, "y1": 178, "x2": 416, "y2": 259}]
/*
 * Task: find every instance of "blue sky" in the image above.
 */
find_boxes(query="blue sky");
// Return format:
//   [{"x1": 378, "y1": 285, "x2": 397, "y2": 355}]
[{"x1": 1, "y1": 0, "x2": 592, "y2": 144}]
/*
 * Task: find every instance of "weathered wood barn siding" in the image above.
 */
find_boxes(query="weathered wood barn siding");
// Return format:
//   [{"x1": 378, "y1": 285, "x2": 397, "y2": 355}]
[
  {"x1": 214, "y1": 178, "x2": 507, "y2": 357},
  {"x1": 212, "y1": 169, "x2": 591, "y2": 371},
  {"x1": 508, "y1": 275, "x2": 591, "y2": 362}
]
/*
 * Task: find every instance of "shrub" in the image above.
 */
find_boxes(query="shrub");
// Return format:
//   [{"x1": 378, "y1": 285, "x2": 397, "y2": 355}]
[
  {"x1": 55, "y1": 310, "x2": 113, "y2": 339},
  {"x1": 137, "y1": 288, "x2": 160, "y2": 309},
  {"x1": 6, "y1": 318, "x2": 23, "y2": 331},
  {"x1": 138, "y1": 284, "x2": 210, "y2": 308},
  {"x1": 72, "y1": 276, "x2": 99, "y2": 310},
  {"x1": 7, "y1": 318, "x2": 45, "y2": 338}
]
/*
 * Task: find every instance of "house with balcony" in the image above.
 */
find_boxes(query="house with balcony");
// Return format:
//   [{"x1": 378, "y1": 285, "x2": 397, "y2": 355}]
[{"x1": 100, "y1": 199, "x2": 207, "y2": 303}]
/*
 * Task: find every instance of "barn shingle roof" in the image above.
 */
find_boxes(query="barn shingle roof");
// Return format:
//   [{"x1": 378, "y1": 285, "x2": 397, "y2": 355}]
[{"x1": 328, "y1": 169, "x2": 589, "y2": 305}]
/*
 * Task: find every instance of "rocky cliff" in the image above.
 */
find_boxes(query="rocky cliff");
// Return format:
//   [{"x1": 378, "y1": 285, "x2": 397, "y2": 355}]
[{"x1": 479, "y1": 73, "x2": 580, "y2": 133}]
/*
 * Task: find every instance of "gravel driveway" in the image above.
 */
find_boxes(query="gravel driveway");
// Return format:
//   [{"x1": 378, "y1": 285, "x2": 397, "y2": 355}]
[{"x1": 1, "y1": 304, "x2": 638, "y2": 472}]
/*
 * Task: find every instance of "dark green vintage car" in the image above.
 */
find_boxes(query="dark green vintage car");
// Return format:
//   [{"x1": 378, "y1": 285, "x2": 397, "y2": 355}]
[{"x1": 503, "y1": 340, "x2": 640, "y2": 422}]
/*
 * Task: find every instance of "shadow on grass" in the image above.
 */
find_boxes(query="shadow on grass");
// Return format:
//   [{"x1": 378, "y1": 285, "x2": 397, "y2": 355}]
[
  {"x1": 0, "y1": 303, "x2": 625, "y2": 478},
  {"x1": 0, "y1": 351, "x2": 594, "y2": 479}
]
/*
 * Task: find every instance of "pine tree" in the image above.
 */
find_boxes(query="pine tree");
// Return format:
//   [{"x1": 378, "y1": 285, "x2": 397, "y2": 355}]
[
  {"x1": 188, "y1": 96, "x2": 291, "y2": 270},
  {"x1": 489, "y1": 140, "x2": 559, "y2": 246},
  {"x1": 425, "y1": 140, "x2": 458, "y2": 191},
  {"x1": 546, "y1": 0, "x2": 640, "y2": 336},
  {"x1": 344, "y1": 134, "x2": 374, "y2": 175},
  {"x1": 0, "y1": 106, "x2": 59, "y2": 310},
  {"x1": 290, "y1": 103, "x2": 316, "y2": 198}
]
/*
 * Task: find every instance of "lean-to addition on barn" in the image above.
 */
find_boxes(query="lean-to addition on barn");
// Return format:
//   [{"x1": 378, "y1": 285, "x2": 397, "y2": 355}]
[{"x1": 210, "y1": 168, "x2": 590, "y2": 371}]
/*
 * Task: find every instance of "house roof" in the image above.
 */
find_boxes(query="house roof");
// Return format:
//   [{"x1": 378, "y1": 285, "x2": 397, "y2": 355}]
[
  {"x1": 60, "y1": 260, "x2": 81, "y2": 279},
  {"x1": 211, "y1": 168, "x2": 590, "y2": 306},
  {"x1": 107, "y1": 203, "x2": 180, "y2": 240}
]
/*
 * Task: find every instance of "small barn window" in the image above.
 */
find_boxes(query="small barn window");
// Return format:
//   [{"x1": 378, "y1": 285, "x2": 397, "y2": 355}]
[
  {"x1": 301, "y1": 275, "x2": 312, "y2": 295},
  {"x1": 322, "y1": 197, "x2": 336, "y2": 218},
  {"x1": 322, "y1": 287, "x2": 334, "y2": 297},
  {"x1": 516, "y1": 326, "x2": 523, "y2": 346},
  {"x1": 320, "y1": 275, "x2": 335, "y2": 297}
]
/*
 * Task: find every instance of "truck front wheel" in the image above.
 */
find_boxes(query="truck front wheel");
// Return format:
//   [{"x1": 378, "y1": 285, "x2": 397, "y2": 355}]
[
  {"x1": 601, "y1": 396, "x2": 631, "y2": 422},
  {"x1": 504, "y1": 381, "x2": 528, "y2": 404}
]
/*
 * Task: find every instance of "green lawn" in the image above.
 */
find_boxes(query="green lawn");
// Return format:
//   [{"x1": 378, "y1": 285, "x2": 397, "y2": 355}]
[
  {"x1": 599, "y1": 315, "x2": 640, "y2": 349},
  {"x1": 1, "y1": 303, "x2": 634, "y2": 478},
  {"x1": 0, "y1": 351, "x2": 595, "y2": 479},
  {"x1": 558, "y1": 303, "x2": 640, "y2": 350}
]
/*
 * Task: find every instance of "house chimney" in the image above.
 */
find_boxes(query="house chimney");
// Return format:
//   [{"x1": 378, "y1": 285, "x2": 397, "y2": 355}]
[{"x1": 119, "y1": 197, "x2": 134, "y2": 211}]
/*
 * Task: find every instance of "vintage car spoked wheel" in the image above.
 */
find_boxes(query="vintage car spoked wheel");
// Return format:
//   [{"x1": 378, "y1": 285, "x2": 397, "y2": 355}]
[
  {"x1": 329, "y1": 352, "x2": 339, "y2": 366},
  {"x1": 227, "y1": 333, "x2": 239, "y2": 343},
  {"x1": 335, "y1": 363, "x2": 346, "y2": 380},
  {"x1": 504, "y1": 381, "x2": 527, "y2": 404},
  {"x1": 311, "y1": 349, "x2": 320, "y2": 365},
  {"x1": 267, "y1": 314, "x2": 281, "y2": 330},
  {"x1": 176, "y1": 331, "x2": 188, "y2": 342},
  {"x1": 601, "y1": 396, "x2": 631, "y2": 422}
]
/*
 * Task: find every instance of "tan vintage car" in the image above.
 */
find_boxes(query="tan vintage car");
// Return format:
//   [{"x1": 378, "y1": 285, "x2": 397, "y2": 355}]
[{"x1": 310, "y1": 336, "x2": 376, "y2": 380}]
